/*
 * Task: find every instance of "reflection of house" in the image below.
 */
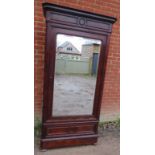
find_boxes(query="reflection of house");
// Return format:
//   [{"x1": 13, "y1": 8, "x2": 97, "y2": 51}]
[
  {"x1": 81, "y1": 43, "x2": 101, "y2": 75},
  {"x1": 81, "y1": 43, "x2": 100, "y2": 58},
  {"x1": 57, "y1": 41, "x2": 81, "y2": 60}
]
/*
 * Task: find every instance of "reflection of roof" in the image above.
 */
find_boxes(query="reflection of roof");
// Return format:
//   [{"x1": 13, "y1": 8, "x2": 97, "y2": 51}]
[
  {"x1": 82, "y1": 43, "x2": 100, "y2": 46},
  {"x1": 57, "y1": 41, "x2": 81, "y2": 55},
  {"x1": 58, "y1": 41, "x2": 70, "y2": 48}
]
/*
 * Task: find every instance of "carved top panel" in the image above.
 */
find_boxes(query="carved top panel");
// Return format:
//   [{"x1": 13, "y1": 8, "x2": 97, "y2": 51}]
[{"x1": 43, "y1": 3, "x2": 116, "y2": 33}]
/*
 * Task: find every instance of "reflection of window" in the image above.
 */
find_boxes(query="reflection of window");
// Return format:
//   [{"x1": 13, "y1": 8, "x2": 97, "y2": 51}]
[{"x1": 67, "y1": 47, "x2": 72, "y2": 51}]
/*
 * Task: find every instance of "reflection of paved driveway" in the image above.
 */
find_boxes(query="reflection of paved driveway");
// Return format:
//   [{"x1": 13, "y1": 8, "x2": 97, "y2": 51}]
[{"x1": 53, "y1": 75, "x2": 96, "y2": 116}]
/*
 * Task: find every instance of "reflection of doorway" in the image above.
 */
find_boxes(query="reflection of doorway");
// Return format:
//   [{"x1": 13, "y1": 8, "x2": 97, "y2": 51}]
[{"x1": 92, "y1": 53, "x2": 99, "y2": 75}]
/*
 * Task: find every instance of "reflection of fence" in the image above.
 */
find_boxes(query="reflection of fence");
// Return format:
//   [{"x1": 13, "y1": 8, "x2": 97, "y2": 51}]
[{"x1": 55, "y1": 58, "x2": 91, "y2": 74}]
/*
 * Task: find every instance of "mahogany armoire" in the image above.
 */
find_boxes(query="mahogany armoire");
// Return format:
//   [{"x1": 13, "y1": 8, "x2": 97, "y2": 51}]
[{"x1": 40, "y1": 3, "x2": 116, "y2": 149}]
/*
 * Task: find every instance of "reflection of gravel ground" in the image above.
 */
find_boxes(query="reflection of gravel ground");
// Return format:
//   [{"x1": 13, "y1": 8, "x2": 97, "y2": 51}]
[{"x1": 53, "y1": 74, "x2": 96, "y2": 116}]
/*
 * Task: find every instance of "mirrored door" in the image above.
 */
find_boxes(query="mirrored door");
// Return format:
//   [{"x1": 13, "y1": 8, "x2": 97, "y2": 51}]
[{"x1": 52, "y1": 34, "x2": 101, "y2": 116}]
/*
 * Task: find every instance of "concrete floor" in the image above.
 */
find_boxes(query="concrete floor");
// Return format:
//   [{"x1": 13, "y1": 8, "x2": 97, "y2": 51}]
[
  {"x1": 34, "y1": 129, "x2": 120, "y2": 155},
  {"x1": 53, "y1": 75, "x2": 97, "y2": 116}
]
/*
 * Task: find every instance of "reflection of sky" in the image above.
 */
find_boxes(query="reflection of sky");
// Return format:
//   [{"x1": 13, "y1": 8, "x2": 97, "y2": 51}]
[{"x1": 57, "y1": 34, "x2": 101, "y2": 52}]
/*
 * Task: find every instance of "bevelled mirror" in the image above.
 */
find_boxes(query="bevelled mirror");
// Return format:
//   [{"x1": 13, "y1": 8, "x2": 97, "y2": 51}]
[
  {"x1": 41, "y1": 3, "x2": 116, "y2": 149},
  {"x1": 53, "y1": 34, "x2": 101, "y2": 116}
]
